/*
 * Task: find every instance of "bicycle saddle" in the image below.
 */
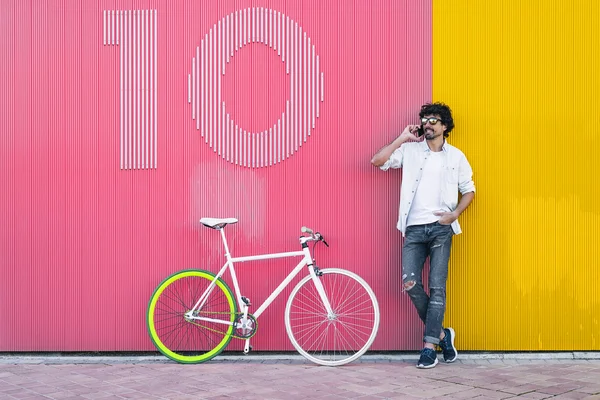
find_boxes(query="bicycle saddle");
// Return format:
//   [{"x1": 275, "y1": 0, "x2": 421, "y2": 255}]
[{"x1": 200, "y1": 217, "x2": 239, "y2": 229}]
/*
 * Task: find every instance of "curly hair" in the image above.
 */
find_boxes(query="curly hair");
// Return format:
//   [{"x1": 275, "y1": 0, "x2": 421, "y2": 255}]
[{"x1": 419, "y1": 102, "x2": 454, "y2": 137}]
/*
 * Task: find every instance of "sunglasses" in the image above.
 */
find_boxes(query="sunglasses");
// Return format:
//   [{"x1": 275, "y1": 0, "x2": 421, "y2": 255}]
[{"x1": 420, "y1": 117, "x2": 442, "y2": 125}]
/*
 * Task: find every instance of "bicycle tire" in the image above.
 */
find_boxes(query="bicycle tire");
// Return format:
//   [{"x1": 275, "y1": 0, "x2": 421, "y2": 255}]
[
  {"x1": 147, "y1": 269, "x2": 237, "y2": 363},
  {"x1": 284, "y1": 268, "x2": 380, "y2": 366}
]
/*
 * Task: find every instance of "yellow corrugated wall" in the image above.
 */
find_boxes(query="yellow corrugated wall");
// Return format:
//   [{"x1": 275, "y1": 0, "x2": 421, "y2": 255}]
[{"x1": 434, "y1": 0, "x2": 600, "y2": 350}]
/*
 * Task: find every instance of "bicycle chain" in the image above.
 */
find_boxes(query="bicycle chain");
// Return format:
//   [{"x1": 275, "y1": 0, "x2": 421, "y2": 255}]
[{"x1": 185, "y1": 312, "x2": 257, "y2": 340}]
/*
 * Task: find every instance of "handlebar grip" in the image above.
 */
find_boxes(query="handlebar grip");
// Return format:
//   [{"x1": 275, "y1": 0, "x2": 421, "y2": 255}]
[{"x1": 301, "y1": 226, "x2": 314, "y2": 235}]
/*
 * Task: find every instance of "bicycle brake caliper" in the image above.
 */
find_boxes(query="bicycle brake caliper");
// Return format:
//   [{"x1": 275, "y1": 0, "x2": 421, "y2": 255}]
[{"x1": 313, "y1": 265, "x2": 323, "y2": 276}]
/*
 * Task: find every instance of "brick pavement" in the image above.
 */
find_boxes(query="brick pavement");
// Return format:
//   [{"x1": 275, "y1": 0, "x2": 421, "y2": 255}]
[{"x1": 1, "y1": 355, "x2": 600, "y2": 400}]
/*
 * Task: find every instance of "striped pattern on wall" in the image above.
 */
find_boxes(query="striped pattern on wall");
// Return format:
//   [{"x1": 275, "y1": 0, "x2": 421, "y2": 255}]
[
  {"x1": 187, "y1": 7, "x2": 324, "y2": 168},
  {"x1": 0, "y1": 0, "x2": 434, "y2": 352},
  {"x1": 434, "y1": 0, "x2": 600, "y2": 350},
  {"x1": 103, "y1": 10, "x2": 158, "y2": 170}
]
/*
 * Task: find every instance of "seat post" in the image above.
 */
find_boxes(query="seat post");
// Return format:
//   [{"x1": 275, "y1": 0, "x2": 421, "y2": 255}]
[{"x1": 219, "y1": 227, "x2": 232, "y2": 259}]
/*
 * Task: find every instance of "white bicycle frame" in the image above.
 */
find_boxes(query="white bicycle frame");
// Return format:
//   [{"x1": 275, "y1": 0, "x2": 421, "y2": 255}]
[{"x1": 184, "y1": 227, "x2": 334, "y2": 353}]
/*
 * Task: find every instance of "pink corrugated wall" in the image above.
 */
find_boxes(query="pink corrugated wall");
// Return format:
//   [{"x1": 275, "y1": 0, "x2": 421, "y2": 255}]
[{"x1": 0, "y1": 0, "x2": 432, "y2": 351}]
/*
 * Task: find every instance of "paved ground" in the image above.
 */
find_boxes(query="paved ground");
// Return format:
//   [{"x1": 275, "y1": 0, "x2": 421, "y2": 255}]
[{"x1": 1, "y1": 354, "x2": 600, "y2": 400}]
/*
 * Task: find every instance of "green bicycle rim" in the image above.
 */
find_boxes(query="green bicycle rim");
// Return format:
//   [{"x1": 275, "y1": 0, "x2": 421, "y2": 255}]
[{"x1": 147, "y1": 269, "x2": 237, "y2": 363}]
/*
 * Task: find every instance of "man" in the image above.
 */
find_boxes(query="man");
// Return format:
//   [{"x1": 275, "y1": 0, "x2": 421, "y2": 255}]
[{"x1": 371, "y1": 102, "x2": 475, "y2": 368}]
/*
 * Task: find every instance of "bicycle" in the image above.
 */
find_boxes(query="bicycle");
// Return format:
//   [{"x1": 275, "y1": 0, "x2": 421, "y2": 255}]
[{"x1": 147, "y1": 217, "x2": 380, "y2": 366}]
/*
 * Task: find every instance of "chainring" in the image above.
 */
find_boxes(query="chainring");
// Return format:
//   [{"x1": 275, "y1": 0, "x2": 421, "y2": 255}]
[{"x1": 233, "y1": 313, "x2": 258, "y2": 339}]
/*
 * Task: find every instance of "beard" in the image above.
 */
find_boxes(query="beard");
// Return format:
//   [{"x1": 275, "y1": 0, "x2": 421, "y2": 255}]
[{"x1": 424, "y1": 131, "x2": 440, "y2": 140}]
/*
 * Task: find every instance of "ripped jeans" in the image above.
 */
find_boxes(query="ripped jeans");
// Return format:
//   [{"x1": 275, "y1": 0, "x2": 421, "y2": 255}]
[{"x1": 402, "y1": 221, "x2": 454, "y2": 345}]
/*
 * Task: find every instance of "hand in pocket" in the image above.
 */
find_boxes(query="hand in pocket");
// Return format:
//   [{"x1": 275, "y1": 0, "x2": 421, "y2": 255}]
[{"x1": 434, "y1": 210, "x2": 457, "y2": 225}]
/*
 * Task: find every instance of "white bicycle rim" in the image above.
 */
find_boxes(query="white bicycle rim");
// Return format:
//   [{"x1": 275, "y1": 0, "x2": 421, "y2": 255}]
[{"x1": 284, "y1": 268, "x2": 380, "y2": 366}]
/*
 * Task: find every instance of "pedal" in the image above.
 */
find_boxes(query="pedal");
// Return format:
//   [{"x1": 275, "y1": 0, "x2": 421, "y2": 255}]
[
  {"x1": 243, "y1": 345, "x2": 253, "y2": 354},
  {"x1": 241, "y1": 296, "x2": 251, "y2": 306}
]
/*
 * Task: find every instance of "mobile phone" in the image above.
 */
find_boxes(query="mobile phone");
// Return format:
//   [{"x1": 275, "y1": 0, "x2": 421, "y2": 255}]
[{"x1": 417, "y1": 125, "x2": 424, "y2": 137}]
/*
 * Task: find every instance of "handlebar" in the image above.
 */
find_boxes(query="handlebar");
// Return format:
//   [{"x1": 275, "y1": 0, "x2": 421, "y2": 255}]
[
  {"x1": 301, "y1": 226, "x2": 314, "y2": 235},
  {"x1": 300, "y1": 226, "x2": 329, "y2": 247}
]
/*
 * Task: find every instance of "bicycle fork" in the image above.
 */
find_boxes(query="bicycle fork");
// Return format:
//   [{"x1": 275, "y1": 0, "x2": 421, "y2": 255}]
[{"x1": 308, "y1": 265, "x2": 336, "y2": 319}]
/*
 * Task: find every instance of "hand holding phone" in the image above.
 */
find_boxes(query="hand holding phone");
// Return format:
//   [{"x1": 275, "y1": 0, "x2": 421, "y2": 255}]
[{"x1": 400, "y1": 125, "x2": 422, "y2": 142}]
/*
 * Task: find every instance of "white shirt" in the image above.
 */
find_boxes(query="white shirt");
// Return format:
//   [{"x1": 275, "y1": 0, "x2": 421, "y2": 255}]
[
  {"x1": 406, "y1": 151, "x2": 447, "y2": 227},
  {"x1": 380, "y1": 140, "x2": 475, "y2": 236}
]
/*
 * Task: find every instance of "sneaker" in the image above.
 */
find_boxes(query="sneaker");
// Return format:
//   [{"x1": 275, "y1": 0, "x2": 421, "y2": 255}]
[
  {"x1": 439, "y1": 327, "x2": 458, "y2": 363},
  {"x1": 416, "y1": 347, "x2": 438, "y2": 369}
]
